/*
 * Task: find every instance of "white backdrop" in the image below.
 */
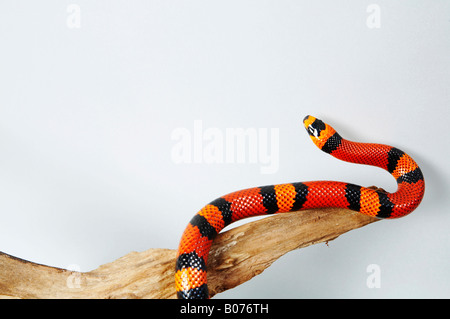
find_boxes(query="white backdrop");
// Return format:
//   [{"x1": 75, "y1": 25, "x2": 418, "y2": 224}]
[{"x1": 0, "y1": 1, "x2": 449, "y2": 298}]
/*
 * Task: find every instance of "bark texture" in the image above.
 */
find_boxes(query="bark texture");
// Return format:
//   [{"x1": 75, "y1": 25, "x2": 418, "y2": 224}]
[{"x1": 0, "y1": 208, "x2": 378, "y2": 299}]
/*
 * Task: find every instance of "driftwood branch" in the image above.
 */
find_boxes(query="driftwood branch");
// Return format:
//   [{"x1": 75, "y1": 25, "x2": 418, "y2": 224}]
[{"x1": 0, "y1": 208, "x2": 378, "y2": 299}]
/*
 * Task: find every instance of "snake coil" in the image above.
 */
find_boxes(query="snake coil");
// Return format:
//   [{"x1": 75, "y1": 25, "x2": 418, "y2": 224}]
[{"x1": 175, "y1": 115, "x2": 425, "y2": 299}]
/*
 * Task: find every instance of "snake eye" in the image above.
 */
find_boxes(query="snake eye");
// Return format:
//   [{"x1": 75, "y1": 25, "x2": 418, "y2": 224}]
[{"x1": 307, "y1": 125, "x2": 319, "y2": 137}]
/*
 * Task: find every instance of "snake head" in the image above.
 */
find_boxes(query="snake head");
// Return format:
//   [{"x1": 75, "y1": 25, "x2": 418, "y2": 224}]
[{"x1": 303, "y1": 115, "x2": 337, "y2": 149}]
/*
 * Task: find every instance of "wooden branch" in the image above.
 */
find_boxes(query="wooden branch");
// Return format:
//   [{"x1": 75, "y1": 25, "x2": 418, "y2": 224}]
[{"x1": 0, "y1": 208, "x2": 378, "y2": 299}]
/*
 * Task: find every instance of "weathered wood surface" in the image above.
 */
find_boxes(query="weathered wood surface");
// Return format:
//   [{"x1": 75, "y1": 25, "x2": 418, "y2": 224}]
[{"x1": 0, "y1": 208, "x2": 377, "y2": 299}]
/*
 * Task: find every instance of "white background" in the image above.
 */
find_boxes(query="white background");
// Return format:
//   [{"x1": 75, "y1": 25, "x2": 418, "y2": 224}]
[{"x1": 0, "y1": 1, "x2": 449, "y2": 298}]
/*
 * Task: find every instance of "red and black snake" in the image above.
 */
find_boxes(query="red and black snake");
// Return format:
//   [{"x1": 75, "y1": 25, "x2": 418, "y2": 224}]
[{"x1": 175, "y1": 115, "x2": 425, "y2": 299}]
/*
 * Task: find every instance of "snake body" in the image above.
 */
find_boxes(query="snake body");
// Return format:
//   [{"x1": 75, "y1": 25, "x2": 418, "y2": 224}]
[{"x1": 175, "y1": 115, "x2": 425, "y2": 299}]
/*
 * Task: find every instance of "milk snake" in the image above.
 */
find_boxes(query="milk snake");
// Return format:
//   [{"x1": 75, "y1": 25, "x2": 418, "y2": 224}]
[{"x1": 175, "y1": 115, "x2": 425, "y2": 299}]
